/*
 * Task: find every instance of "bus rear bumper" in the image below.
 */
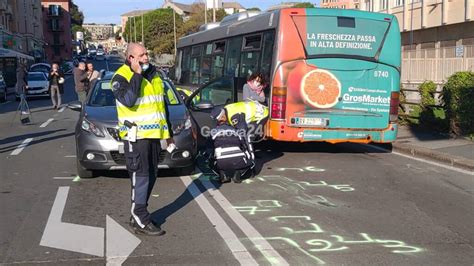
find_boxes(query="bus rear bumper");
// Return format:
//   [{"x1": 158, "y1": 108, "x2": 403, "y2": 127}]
[{"x1": 267, "y1": 121, "x2": 398, "y2": 144}]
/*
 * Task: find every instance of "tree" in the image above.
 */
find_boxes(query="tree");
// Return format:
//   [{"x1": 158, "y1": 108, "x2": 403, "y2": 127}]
[
  {"x1": 70, "y1": 1, "x2": 84, "y2": 26},
  {"x1": 293, "y1": 2, "x2": 315, "y2": 8},
  {"x1": 178, "y1": 4, "x2": 227, "y2": 36}
]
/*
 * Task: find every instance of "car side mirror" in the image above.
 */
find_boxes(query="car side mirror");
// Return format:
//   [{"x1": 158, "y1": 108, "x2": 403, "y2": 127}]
[
  {"x1": 194, "y1": 101, "x2": 214, "y2": 110},
  {"x1": 67, "y1": 101, "x2": 82, "y2": 111}
]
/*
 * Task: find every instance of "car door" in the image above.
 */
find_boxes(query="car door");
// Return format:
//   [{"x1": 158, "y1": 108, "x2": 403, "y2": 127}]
[{"x1": 187, "y1": 77, "x2": 234, "y2": 144}]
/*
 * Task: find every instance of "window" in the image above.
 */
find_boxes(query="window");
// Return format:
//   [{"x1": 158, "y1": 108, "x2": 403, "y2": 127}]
[
  {"x1": 242, "y1": 34, "x2": 262, "y2": 50},
  {"x1": 211, "y1": 40, "x2": 226, "y2": 80},
  {"x1": 394, "y1": 0, "x2": 404, "y2": 7},
  {"x1": 53, "y1": 33, "x2": 60, "y2": 45},
  {"x1": 224, "y1": 37, "x2": 242, "y2": 77},
  {"x1": 198, "y1": 78, "x2": 233, "y2": 106},
  {"x1": 381, "y1": 0, "x2": 388, "y2": 10},
  {"x1": 181, "y1": 47, "x2": 191, "y2": 84},
  {"x1": 240, "y1": 51, "x2": 260, "y2": 77},
  {"x1": 213, "y1": 41, "x2": 226, "y2": 53},
  {"x1": 190, "y1": 45, "x2": 202, "y2": 84},
  {"x1": 163, "y1": 81, "x2": 180, "y2": 105},
  {"x1": 260, "y1": 31, "x2": 275, "y2": 79},
  {"x1": 48, "y1": 5, "x2": 61, "y2": 16},
  {"x1": 53, "y1": 46, "x2": 61, "y2": 56}
]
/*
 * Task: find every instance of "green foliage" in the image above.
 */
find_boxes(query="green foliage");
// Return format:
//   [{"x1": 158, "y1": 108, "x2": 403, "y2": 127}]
[
  {"x1": 293, "y1": 2, "x2": 315, "y2": 8},
  {"x1": 441, "y1": 71, "x2": 474, "y2": 136},
  {"x1": 418, "y1": 81, "x2": 436, "y2": 108},
  {"x1": 71, "y1": 25, "x2": 91, "y2": 41},
  {"x1": 70, "y1": 1, "x2": 84, "y2": 26}
]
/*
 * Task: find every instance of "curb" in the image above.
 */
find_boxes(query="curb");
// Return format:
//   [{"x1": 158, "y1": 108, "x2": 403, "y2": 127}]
[{"x1": 392, "y1": 142, "x2": 474, "y2": 172}]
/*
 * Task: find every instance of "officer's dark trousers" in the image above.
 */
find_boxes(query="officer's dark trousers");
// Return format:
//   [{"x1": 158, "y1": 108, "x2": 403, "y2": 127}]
[{"x1": 123, "y1": 139, "x2": 160, "y2": 228}]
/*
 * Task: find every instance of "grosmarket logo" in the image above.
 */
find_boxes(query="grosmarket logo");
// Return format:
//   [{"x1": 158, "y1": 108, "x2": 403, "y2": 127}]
[{"x1": 342, "y1": 93, "x2": 390, "y2": 105}]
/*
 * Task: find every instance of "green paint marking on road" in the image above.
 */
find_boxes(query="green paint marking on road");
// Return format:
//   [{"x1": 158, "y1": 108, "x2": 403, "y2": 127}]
[
  {"x1": 243, "y1": 179, "x2": 255, "y2": 184},
  {"x1": 233, "y1": 206, "x2": 271, "y2": 215},
  {"x1": 72, "y1": 176, "x2": 81, "y2": 182},
  {"x1": 256, "y1": 200, "x2": 283, "y2": 208},
  {"x1": 151, "y1": 194, "x2": 159, "y2": 198}
]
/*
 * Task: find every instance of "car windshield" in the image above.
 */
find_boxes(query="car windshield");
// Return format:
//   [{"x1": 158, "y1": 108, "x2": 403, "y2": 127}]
[
  {"x1": 88, "y1": 79, "x2": 181, "y2": 107},
  {"x1": 28, "y1": 73, "x2": 46, "y2": 81}
]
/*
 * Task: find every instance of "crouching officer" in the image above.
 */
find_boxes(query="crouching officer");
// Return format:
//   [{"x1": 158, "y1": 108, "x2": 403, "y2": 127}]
[
  {"x1": 211, "y1": 101, "x2": 269, "y2": 160},
  {"x1": 111, "y1": 43, "x2": 170, "y2": 236}
]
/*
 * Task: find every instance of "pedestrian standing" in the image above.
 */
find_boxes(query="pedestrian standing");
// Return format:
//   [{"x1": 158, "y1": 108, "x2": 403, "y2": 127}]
[
  {"x1": 48, "y1": 63, "x2": 64, "y2": 109},
  {"x1": 86, "y1": 62, "x2": 100, "y2": 91},
  {"x1": 73, "y1": 62, "x2": 89, "y2": 103},
  {"x1": 16, "y1": 62, "x2": 28, "y2": 114},
  {"x1": 111, "y1": 43, "x2": 172, "y2": 236}
]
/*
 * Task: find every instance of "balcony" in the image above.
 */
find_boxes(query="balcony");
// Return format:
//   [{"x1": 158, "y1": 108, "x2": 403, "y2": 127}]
[{"x1": 48, "y1": 11, "x2": 63, "y2": 17}]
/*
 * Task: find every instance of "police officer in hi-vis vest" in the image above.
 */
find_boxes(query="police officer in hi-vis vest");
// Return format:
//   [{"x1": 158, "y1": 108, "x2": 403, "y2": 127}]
[{"x1": 111, "y1": 43, "x2": 171, "y2": 236}]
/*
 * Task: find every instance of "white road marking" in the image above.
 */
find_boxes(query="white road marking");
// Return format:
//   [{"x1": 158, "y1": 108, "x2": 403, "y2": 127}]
[
  {"x1": 180, "y1": 176, "x2": 258, "y2": 265},
  {"x1": 200, "y1": 180, "x2": 290, "y2": 266},
  {"x1": 369, "y1": 145, "x2": 473, "y2": 176},
  {"x1": 10, "y1": 138, "x2": 34, "y2": 155},
  {"x1": 64, "y1": 155, "x2": 77, "y2": 158},
  {"x1": 53, "y1": 177, "x2": 75, "y2": 180},
  {"x1": 58, "y1": 107, "x2": 65, "y2": 112},
  {"x1": 39, "y1": 118, "x2": 54, "y2": 128}
]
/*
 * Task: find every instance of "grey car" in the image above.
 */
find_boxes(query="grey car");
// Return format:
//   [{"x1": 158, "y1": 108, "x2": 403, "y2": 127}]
[{"x1": 68, "y1": 73, "x2": 197, "y2": 178}]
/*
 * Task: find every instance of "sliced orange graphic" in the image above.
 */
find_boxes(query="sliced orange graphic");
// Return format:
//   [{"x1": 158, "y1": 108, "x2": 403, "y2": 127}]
[{"x1": 301, "y1": 69, "x2": 341, "y2": 109}]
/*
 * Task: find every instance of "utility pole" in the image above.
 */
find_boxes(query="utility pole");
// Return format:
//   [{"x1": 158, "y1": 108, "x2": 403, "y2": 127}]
[
  {"x1": 173, "y1": 9, "x2": 177, "y2": 56},
  {"x1": 213, "y1": 0, "x2": 216, "y2": 23},
  {"x1": 141, "y1": 13, "x2": 144, "y2": 47}
]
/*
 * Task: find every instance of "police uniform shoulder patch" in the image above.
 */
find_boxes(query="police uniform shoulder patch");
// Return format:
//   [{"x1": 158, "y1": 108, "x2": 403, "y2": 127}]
[{"x1": 112, "y1": 81, "x2": 121, "y2": 90}]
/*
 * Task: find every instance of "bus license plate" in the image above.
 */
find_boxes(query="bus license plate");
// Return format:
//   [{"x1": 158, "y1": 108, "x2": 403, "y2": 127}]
[{"x1": 294, "y1": 117, "x2": 327, "y2": 126}]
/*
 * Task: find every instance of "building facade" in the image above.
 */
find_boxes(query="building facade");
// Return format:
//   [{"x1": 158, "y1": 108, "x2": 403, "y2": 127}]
[
  {"x1": 41, "y1": 0, "x2": 72, "y2": 63},
  {"x1": 0, "y1": 0, "x2": 46, "y2": 61},
  {"x1": 320, "y1": 0, "x2": 360, "y2": 9},
  {"x1": 359, "y1": 0, "x2": 474, "y2": 87},
  {"x1": 83, "y1": 23, "x2": 114, "y2": 40}
]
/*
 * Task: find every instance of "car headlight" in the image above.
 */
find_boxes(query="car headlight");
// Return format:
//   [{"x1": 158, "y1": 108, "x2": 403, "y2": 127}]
[
  {"x1": 172, "y1": 118, "x2": 192, "y2": 135},
  {"x1": 81, "y1": 118, "x2": 105, "y2": 137}
]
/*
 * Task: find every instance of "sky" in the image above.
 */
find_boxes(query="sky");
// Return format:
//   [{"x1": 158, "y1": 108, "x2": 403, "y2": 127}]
[{"x1": 74, "y1": 0, "x2": 320, "y2": 25}]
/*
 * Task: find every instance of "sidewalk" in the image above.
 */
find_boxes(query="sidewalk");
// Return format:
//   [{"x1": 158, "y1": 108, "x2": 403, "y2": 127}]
[{"x1": 393, "y1": 125, "x2": 474, "y2": 172}]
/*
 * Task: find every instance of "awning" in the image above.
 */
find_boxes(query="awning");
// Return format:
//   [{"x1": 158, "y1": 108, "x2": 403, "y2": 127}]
[{"x1": 0, "y1": 48, "x2": 34, "y2": 60}]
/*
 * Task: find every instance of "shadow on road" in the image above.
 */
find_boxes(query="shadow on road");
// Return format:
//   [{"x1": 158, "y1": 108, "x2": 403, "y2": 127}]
[
  {"x1": 256, "y1": 140, "x2": 393, "y2": 154},
  {"x1": 0, "y1": 130, "x2": 74, "y2": 154}
]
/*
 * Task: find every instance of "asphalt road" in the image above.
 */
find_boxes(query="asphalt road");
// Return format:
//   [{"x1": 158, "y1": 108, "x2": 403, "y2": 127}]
[{"x1": 0, "y1": 55, "x2": 473, "y2": 265}]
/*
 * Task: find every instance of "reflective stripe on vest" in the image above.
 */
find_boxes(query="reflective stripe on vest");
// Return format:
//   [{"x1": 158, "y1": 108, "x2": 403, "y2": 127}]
[
  {"x1": 225, "y1": 101, "x2": 269, "y2": 124},
  {"x1": 113, "y1": 65, "x2": 170, "y2": 140}
]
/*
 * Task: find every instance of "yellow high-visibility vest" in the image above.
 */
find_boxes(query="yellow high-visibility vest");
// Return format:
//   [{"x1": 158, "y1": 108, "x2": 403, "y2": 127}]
[
  {"x1": 224, "y1": 101, "x2": 269, "y2": 125},
  {"x1": 113, "y1": 65, "x2": 170, "y2": 140}
]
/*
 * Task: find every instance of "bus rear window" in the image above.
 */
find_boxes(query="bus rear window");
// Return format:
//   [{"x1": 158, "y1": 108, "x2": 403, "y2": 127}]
[{"x1": 292, "y1": 15, "x2": 390, "y2": 58}]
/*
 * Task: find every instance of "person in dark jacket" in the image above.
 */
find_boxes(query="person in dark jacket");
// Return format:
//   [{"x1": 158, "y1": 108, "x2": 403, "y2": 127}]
[
  {"x1": 73, "y1": 62, "x2": 89, "y2": 103},
  {"x1": 48, "y1": 63, "x2": 65, "y2": 109}
]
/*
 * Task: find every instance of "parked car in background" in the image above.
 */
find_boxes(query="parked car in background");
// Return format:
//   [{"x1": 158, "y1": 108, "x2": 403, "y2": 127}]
[
  {"x1": 0, "y1": 72, "x2": 7, "y2": 102},
  {"x1": 68, "y1": 73, "x2": 197, "y2": 178},
  {"x1": 16, "y1": 72, "x2": 50, "y2": 99},
  {"x1": 29, "y1": 63, "x2": 51, "y2": 75},
  {"x1": 61, "y1": 61, "x2": 74, "y2": 75}
]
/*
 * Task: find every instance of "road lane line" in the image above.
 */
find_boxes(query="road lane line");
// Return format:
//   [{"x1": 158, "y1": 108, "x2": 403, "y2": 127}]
[
  {"x1": 10, "y1": 138, "x2": 34, "y2": 155},
  {"x1": 58, "y1": 107, "x2": 65, "y2": 112},
  {"x1": 180, "y1": 176, "x2": 258, "y2": 265},
  {"x1": 200, "y1": 180, "x2": 290, "y2": 266},
  {"x1": 369, "y1": 145, "x2": 473, "y2": 176},
  {"x1": 53, "y1": 177, "x2": 75, "y2": 180},
  {"x1": 64, "y1": 155, "x2": 77, "y2": 158},
  {"x1": 39, "y1": 118, "x2": 54, "y2": 128}
]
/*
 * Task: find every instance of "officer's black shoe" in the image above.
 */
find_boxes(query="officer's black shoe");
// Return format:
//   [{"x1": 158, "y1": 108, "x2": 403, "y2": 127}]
[
  {"x1": 232, "y1": 170, "x2": 242, "y2": 183},
  {"x1": 132, "y1": 222, "x2": 166, "y2": 236},
  {"x1": 219, "y1": 170, "x2": 231, "y2": 183}
]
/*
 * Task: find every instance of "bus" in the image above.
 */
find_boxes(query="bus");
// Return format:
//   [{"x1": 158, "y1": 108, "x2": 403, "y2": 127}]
[{"x1": 175, "y1": 8, "x2": 401, "y2": 144}]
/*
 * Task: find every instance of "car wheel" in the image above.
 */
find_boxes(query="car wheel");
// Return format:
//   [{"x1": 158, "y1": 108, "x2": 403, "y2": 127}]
[
  {"x1": 175, "y1": 164, "x2": 195, "y2": 176},
  {"x1": 76, "y1": 158, "x2": 95, "y2": 178}
]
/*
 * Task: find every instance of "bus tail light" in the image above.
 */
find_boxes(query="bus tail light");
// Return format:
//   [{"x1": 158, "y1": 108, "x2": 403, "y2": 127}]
[
  {"x1": 389, "y1": 91, "x2": 399, "y2": 122},
  {"x1": 271, "y1": 87, "x2": 287, "y2": 119}
]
